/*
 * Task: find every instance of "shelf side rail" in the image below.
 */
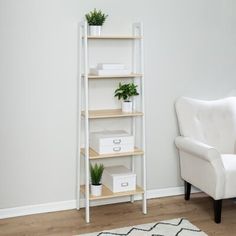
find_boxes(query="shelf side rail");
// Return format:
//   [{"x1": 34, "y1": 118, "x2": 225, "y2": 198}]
[{"x1": 133, "y1": 22, "x2": 147, "y2": 214}]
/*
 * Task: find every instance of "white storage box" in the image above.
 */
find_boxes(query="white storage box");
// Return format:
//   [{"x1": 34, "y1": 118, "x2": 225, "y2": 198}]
[
  {"x1": 90, "y1": 130, "x2": 134, "y2": 154},
  {"x1": 97, "y1": 63, "x2": 126, "y2": 70},
  {"x1": 90, "y1": 68, "x2": 130, "y2": 76},
  {"x1": 102, "y1": 165, "x2": 136, "y2": 193}
]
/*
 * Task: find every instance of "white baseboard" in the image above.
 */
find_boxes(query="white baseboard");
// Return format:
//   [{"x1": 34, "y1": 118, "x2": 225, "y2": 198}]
[
  {"x1": 147, "y1": 186, "x2": 200, "y2": 199},
  {"x1": 0, "y1": 186, "x2": 200, "y2": 219},
  {"x1": 0, "y1": 200, "x2": 76, "y2": 220}
]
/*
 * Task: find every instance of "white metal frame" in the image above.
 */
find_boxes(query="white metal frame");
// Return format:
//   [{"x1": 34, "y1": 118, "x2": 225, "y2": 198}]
[
  {"x1": 77, "y1": 21, "x2": 147, "y2": 223},
  {"x1": 133, "y1": 22, "x2": 147, "y2": 214}
]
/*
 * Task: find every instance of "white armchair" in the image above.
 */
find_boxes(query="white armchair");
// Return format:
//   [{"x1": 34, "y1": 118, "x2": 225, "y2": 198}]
[{"x1": 175, "y1": 97, "x2": 236, "y2": 223}]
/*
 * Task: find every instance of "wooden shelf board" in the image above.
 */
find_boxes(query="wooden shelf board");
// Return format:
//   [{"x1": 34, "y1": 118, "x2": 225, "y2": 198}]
[
  {"x1": 81, "y1": 147, "x2": 144, "y2": 159},
  {"x1": 81, "y1": 109, "x2": 143, "y2": 119},
  {"x1": 85, "y1": 73, "x2": 143, "y2": 79},
  {"x1": 80, "y1": 185, "x2": 144, "y2": 200},
  {"x1": 86, "y1": 35, "x2": 142, "y2": 40}
]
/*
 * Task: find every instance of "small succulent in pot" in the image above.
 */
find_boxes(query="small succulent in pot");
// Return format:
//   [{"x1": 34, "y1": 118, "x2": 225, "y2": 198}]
[
  {"x1": 85, "y1": 9, "x2": 108, "y2": 36},
  {"x1": 114, "y1": 82, "x2": 139, "y2": 112},
  {"x1": 90, "y1": 163, "x2": 104, "y2": 196}
]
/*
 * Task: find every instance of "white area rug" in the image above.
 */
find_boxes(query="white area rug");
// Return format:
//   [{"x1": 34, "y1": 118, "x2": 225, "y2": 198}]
[{"x1": 78, "y1": 218, "x2": 207, "y2": 236}]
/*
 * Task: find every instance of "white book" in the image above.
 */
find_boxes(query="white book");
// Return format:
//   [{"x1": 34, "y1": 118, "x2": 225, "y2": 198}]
[
  {"x1": 90, "y1": 68, "x2": 131, "y2": 76},
  {"x1": 97, "y1": 63, "x2": 126, "y2": 70}
]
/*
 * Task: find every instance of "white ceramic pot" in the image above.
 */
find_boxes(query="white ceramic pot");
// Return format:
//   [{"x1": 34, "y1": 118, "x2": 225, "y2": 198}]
[
  {"x1": 89, "y1": 25, "x2": 102, "y2": 36},
  {"x1": 91, "y1": 184, "x2": 102, "y2": 196},
  {"x1": 122, "y1": 101, "x2": 133, "y2": 113}
]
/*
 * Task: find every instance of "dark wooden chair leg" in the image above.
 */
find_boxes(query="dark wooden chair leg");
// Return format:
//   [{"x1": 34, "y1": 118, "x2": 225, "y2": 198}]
[
  {"x1": 214, "y1": 199, "x2": 222, "y2": 224},
  {"x1": 184, "y1": 181, "x2": 191, "y2": 200}
]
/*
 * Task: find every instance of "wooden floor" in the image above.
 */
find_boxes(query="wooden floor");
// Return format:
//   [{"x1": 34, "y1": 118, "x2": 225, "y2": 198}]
[{"x1": 1, "y1": 193, "x2": 236, "y2": 236}]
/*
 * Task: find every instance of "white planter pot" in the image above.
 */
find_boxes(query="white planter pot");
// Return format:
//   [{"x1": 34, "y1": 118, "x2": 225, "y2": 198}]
[
  {"x1": 91, "y1": 184, "x2": 102, "y2": 196},
  {"x1": 122, "y1": 101, "x2": 133, "y2": 113},
  {"x1": 89, "y1": 25, "x2": 102, "y2": 36}
]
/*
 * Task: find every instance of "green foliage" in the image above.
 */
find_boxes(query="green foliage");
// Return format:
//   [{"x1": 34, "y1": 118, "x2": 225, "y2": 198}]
[
  {"x1": 85, "y1": 9, "x2": 108, "y2": 26},
  {"x1": 90, "y1": 163, "x2": 104, "y2": 185},
  {"x1": 114, "y1": 83, "x2": 139, "y2": 101}
]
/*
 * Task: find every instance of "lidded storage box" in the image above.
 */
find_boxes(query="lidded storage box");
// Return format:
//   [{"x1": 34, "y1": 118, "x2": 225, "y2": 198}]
[
  {"x1": 102, "y1": 165, "x2": 136, "y2": 193},
  {"x1": 90, "y1": 130, "x2": 134, "y2": 154}
]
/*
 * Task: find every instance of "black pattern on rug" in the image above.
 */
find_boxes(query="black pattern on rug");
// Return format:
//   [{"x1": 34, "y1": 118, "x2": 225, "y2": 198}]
[
  {"x1": 79, "y1": 218, "x2": 207, "y2": 236},
  {"x1": 94, "y1": 218, "x2": 202, "y2": 236}
]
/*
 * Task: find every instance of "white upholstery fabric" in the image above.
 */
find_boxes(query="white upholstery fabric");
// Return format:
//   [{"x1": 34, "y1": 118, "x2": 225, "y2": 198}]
[
  {"x1": 175, "y1": 97, "x2": 236, "y2": 200},
  {"x1": 221, "y1": 154, "x2": 236, "y2": 198},
  {"x1": 175, "y1": 137, "x2": 221, "y2": 162},
  {"x1": 176, "y1": 97, "x2": 236, "y2": 154}
]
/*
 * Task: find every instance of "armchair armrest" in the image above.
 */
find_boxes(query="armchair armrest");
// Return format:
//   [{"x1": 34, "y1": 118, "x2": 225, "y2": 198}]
[{"x1": 175, "y1": 136, "x2": 221, "y2": 162}]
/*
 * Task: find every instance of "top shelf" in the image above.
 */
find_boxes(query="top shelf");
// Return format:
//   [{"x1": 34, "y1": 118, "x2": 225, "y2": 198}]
[{"x1": 85, "y1": 35, "x2": 142, "y2": 40}]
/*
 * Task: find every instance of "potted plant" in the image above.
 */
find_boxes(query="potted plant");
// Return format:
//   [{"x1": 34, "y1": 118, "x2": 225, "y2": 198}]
[
  {"x1": 90, "y1": 163, "x2": 104, "y2": 196},
  {"x1": 85, "y1": 9, "x2": 108, "y2": 36},
  {"x1": 114, "y1": 82, "x2": 139, "y2": 112}
]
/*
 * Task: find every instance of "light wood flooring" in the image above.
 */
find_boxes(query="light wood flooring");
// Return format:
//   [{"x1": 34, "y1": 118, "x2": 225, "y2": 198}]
[{"x1": 1, "y1": 193, "x2": 236, "y2": 236}]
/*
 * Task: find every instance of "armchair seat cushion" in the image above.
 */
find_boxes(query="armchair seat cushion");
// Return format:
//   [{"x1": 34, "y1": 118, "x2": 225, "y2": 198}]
[{"x1": 221, "y1": 154, "x2": 236, "y2": 198}]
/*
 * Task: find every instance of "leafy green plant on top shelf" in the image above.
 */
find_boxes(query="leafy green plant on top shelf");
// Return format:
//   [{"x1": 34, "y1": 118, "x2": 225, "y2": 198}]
[{"x1": 85, "y1": 9, "x2": 108, "y2": 26}]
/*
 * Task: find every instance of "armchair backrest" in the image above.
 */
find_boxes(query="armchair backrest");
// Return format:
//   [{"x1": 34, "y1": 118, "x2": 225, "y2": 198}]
[{"x1": 175, "y1": 97, "x2": 236, "y2": 154}]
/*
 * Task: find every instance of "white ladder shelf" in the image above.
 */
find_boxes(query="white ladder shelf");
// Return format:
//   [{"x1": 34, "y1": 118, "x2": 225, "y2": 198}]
[{"x1": 77, "y1": 21, "x2": 147, "y2": 223}]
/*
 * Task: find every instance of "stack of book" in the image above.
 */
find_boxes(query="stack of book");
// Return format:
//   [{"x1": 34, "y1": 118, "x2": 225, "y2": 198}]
[{"x1": 90, "y1": 63, "x2": 130, "y2": 76}]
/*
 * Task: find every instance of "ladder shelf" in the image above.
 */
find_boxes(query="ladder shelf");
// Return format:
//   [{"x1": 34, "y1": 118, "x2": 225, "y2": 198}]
[{"x1": 77, "y1": 21, "x2": 147, "y2": 223}]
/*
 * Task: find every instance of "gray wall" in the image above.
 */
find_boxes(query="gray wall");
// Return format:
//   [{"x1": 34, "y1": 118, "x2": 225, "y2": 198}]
[{"x1": 0, "y1": 0, "x2": 236, "y2": 209}]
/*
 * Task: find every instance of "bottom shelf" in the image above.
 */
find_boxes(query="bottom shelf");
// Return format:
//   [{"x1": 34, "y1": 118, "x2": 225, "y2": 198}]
[{"x1": 80, "y1": 185, "x2": 144, "y2": 201}]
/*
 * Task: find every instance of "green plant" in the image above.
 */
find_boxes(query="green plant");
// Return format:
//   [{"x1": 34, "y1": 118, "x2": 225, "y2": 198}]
[
  {"x1": 114, "y1": 83, "x2": 139, "y2": 101},
  {"x1": 85, "y1": 9, "x2": 108, "y2": 26},
  {"x1": 90, "y1": 163, "x2": 104, "y2": 185}
]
